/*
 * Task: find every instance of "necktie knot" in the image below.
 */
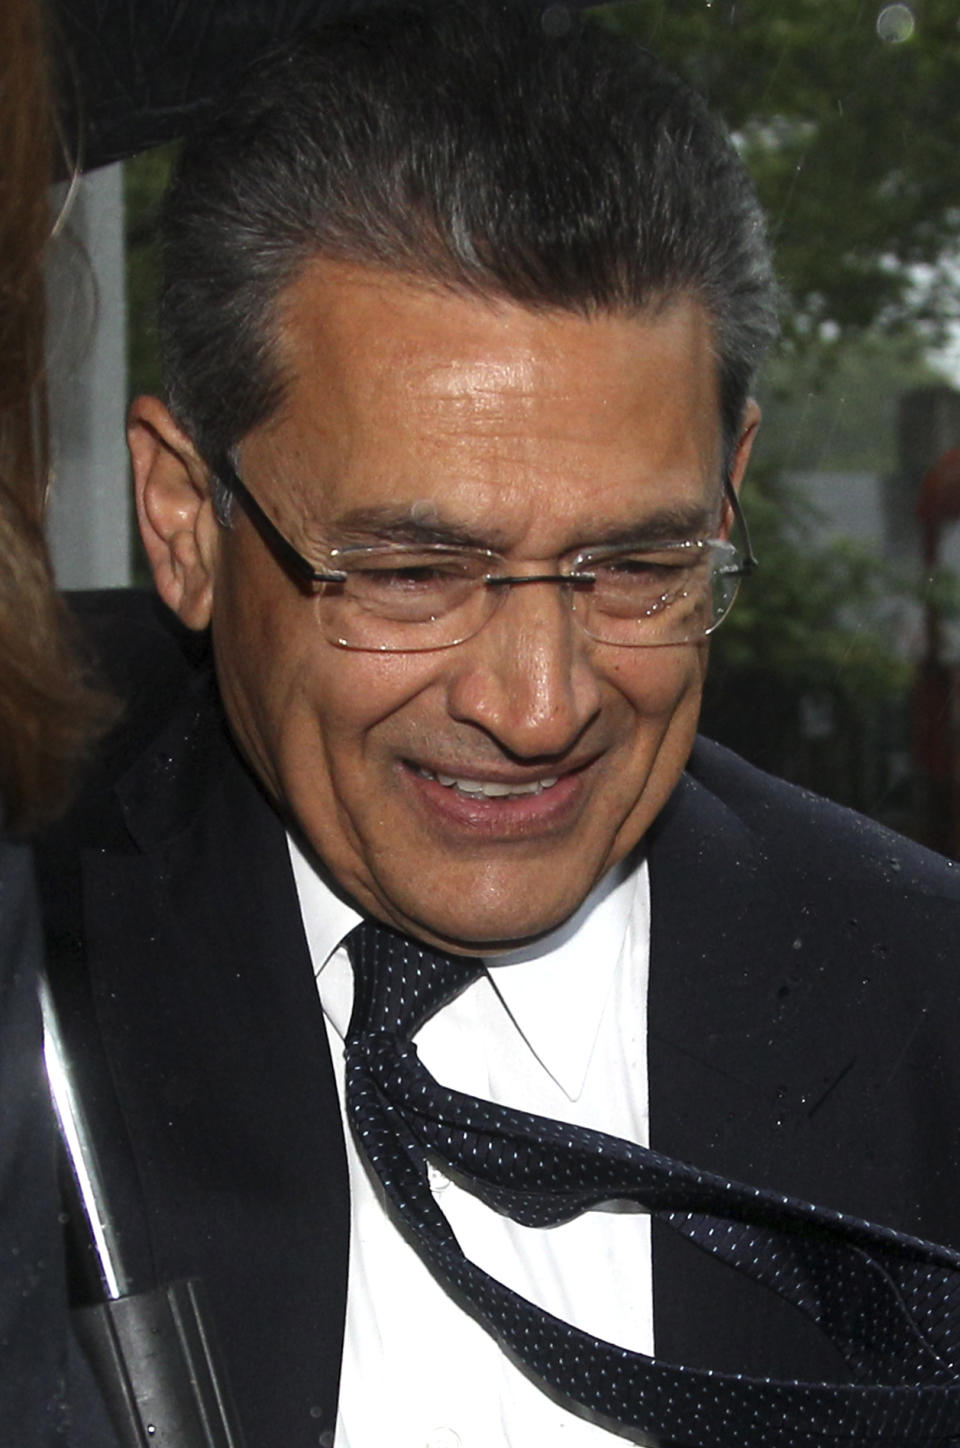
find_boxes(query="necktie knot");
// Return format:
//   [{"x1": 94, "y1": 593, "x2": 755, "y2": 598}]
[{"x1": 345, "y1": 918, "x2": 483, "y2": 1039}]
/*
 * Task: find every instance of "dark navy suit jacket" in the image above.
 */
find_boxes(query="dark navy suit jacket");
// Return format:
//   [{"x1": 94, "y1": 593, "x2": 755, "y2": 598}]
[{"x1": 37, "y1": 591, "x2": 960, "y2": 1446}]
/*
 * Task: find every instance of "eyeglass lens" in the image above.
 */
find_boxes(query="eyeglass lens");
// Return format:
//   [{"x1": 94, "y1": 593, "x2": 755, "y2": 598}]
[{"x1": 312, "y1": 543, "x2": 743, "y2": 652}]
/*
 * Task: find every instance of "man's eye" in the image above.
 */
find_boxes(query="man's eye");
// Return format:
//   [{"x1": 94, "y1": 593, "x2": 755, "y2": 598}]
[
  {"x1": 368, "y1": 566, "x2": 455, "y2": 587},
  {"x1": 594, "y1": 553, "x2": 694, "y2": 581},
  {"x1": 350, "y1": 558, "x2": 481, "y2": 591}
]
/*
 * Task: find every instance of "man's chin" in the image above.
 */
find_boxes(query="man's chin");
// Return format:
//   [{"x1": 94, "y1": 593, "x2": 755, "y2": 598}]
[{"x1": 366, "y1": 885, "x2": 600, "y2": 959}]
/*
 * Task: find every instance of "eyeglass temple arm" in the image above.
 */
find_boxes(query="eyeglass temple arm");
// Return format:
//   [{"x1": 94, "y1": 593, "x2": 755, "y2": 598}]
[
  {"x1": 217, "y1": 456, "x2": 756, "y2": 582},
  {"x1": 215, "y1": 457, "x2": 346, "y2": 586},
  {"x1": 723, "y1": 473, "x2": 757, "y2": 575}
]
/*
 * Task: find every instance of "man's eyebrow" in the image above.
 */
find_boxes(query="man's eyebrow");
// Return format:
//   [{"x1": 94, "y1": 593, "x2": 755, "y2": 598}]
[
  {"x1": 327, "y1": 506, "x2": 508, "y2": 551},
  {"x1": 326, "y1": 502, "x2": 718, "y2": 552},
  {"x1": 581, "y1": 506, "x2": 718, "y2": 549}
]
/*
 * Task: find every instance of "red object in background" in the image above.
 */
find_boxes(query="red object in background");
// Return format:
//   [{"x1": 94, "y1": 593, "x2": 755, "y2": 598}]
[{"x1": 916, "y1": 445, "x2": 960, "y2": 529}]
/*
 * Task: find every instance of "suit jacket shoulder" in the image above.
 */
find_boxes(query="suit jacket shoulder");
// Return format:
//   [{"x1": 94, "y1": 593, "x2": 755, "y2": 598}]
[
  {"x1": 686, "y1": 734, "x2": 960, "y2": 900},
  {"x1": 648, "y1": 735, "x2": 960, "y2": 1378},
  {"x1": 38, "y1": 589, "x2": 350, "y2": 1448},
  {"x1": 63, "y1": 588, "x2": 214, "y2": 801},
  {"x1": 650, "y1": 733, "x2": 960, "y2": 1211}
]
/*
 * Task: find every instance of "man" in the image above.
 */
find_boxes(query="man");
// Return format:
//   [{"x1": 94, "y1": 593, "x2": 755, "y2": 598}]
[{"x1": 39, "y1": 4, "x2": 960, "y2": 1445}]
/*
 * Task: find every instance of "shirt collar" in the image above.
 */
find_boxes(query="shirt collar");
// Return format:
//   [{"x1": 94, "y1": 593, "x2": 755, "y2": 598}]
[
  {"x1": 287, "y1": 832, "x2": 362, "y2": 1040},
  {"x1": 483, "y1": 856, "x2": 642, "y2": 1100},
  {"x1": 288, "y1": 831, "x2": 364, "y2": 978},
  {"x1": 287, "y1": 831, "x2": 644, "y2": 1102}
]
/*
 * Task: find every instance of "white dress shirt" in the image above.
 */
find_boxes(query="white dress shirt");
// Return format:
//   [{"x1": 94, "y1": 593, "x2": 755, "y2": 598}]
[{"x1": 289, "y1": 836, "x2": 656, "y2": 1448}]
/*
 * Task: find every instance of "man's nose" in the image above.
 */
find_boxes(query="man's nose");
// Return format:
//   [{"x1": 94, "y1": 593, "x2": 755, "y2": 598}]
[{"x1": 444, "y1": 579, "x2": 602, "y2": 758}]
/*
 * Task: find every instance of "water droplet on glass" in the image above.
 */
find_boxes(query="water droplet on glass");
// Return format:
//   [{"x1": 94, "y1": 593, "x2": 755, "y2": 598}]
[
  {"x1": 426, "y1": 1430, "x2": 461, "y2": 1448},
  {"x1": 876, "y1": 4, "x2": 915, "y2": 43}
]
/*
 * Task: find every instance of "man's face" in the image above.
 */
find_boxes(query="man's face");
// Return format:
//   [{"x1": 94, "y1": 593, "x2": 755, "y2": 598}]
[{"x1": 206, "y1": 262, "x2": 755, "y2": 952}]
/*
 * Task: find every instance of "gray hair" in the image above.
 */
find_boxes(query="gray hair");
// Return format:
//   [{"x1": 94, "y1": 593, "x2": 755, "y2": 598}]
[{"x1": 159, "y1": 0, "x2": 779, "y2": 506}]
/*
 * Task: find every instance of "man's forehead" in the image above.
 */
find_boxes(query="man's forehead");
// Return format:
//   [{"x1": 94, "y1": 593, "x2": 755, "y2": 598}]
[
  {"x1": 237, "y1": 259, "x2": 726, "y2": 549},
  {"x1": 267, "y1": 259, "x2": 722, "y2": 433}
]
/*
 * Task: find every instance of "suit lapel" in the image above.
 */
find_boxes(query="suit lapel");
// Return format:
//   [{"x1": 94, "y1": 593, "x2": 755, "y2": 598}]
[
  {"x1": 77, "y1": 674, "x2": 350, "y2": 1447},
  {"x1": 646, "y1": 756, "x2": 868, "y2": 1380}
]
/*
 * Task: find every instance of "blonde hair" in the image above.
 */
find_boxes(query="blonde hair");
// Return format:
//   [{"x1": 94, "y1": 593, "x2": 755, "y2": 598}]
[{"x1": 0, "y1": 0, "x2": 111, "y2": 833}]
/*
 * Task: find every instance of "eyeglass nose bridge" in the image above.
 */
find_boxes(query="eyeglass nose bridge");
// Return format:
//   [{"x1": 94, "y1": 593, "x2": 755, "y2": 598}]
[
  {"x1": 466, "y1": 568, "x2": 600, "y2": 647},
  {"x1": 483, "y1": 570, "x2": 596, "y2": 592}
]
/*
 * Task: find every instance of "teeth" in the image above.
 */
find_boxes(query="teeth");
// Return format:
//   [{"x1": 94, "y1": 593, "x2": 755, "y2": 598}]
[{"x1": 419, "y1": 768, "x2": 559, "y2": 798}]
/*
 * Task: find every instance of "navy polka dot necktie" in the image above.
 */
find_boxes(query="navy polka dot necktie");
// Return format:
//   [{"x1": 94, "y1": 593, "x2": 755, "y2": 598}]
[{"x1": 345, "y1": 919, "x2": 960, "y2": 1445}]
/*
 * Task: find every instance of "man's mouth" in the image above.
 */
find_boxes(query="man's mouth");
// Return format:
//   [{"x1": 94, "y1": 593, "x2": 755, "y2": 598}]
[{"x1": 414, "y1": 766, "x2": 560, "y2": 799}]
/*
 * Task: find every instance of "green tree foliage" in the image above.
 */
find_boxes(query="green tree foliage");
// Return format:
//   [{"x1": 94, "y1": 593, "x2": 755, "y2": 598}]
[
  {"x1": 755, "y1": 336, "x2": 950, "y2": 475},
  {"x1": 597, "y1": 0, "x2": 960, "y2": 353},
  {"x1": 702, "y1": 465, "x2": 923, "y2": 821},
  {"x1": 709, "y1": 469, "x2": 912, "y2": 700},
  {"x1": 124, "y1": 144, "x2": 177, "y2": 400}
]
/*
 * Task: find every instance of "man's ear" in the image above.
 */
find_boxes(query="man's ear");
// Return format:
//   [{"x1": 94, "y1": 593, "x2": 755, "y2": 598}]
[
  {"x1": 729, "y1": 398, "x2": 761, "y2": 494},
  {"x1": 128, "y1": 396, "x2": 220, "y2": 630}
]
